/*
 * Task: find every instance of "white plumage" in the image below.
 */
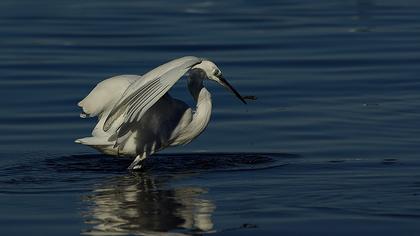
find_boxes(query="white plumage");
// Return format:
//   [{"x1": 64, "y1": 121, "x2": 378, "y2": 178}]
[{"x1": 76, "y1": 56, "x2": 248, "y2": 170}]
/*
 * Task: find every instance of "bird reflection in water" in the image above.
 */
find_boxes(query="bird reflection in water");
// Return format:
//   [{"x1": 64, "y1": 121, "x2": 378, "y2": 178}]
[{"x1": 81, "y1": 173, "x2": 215, "y2": 235}]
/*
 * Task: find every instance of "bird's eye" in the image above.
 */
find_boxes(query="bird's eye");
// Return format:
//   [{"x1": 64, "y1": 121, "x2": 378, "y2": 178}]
[{"x1": 213, "y1": 69, "x2": 221, "y2": 76}]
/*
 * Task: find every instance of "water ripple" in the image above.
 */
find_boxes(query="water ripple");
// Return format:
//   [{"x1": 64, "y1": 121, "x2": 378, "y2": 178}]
[{"x1": 0, "y1": 153, "x2": 294, "y2": 194}]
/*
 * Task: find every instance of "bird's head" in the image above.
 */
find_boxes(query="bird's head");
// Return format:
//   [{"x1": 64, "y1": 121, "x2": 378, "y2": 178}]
[{"x1": 191, "y1": 60, "x2": 247, "y2": 104}]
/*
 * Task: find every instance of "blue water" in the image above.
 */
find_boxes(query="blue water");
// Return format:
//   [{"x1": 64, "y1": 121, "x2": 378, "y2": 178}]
[{"x1": 1, "y1": 0, "x2": 420, "y2": 235}]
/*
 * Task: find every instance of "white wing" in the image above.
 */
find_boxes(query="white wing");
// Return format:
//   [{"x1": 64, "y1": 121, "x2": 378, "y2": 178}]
[
  {"x1": 77, "y1": 75, "x2": 140, "y2": 119},
  {"x1": 103, "y1": 56, "x2": 202, "y2": 145}
]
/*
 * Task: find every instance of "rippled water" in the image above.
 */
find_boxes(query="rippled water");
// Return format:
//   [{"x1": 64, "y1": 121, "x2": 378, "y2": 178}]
[{"x1": 1, "y1": 0, "x2": 420, "y2": 235}]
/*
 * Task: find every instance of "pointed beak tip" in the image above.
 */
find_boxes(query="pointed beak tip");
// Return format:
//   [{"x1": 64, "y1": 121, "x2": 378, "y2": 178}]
[
  {"x1": 217, "y1": 76, "x2": 248, "y2": 105},
  {"x1": 242, "y1": 95, "x2": 259, "y2": 104}
]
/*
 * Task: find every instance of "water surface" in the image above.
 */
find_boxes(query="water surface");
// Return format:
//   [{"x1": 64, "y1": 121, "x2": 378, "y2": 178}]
[{"x1": 1, "y1": 0, "x2": 420, "y2": 235}]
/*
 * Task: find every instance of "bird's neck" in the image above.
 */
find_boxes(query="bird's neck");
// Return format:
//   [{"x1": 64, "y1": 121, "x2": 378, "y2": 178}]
[
  {"x1": 188, "y1": 75, "x2": 212, "y2": 130},
  {"x1": 173, "y1": 78, "x2": 212, "y2": 145},
  {"x1": 188, "y1": 75, "x2": 205, "y2": 102},
  {"x1": 185, "y1": 87, "x2": 212, "y2": 143},
  {"x1": 193, "y1": 87, "x2": 212, "y2": 129}
]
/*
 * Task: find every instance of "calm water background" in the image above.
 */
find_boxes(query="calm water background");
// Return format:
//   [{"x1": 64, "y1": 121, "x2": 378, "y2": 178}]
[{"x1": 1, "y1": 0, "x2": 420, "y2": 235}]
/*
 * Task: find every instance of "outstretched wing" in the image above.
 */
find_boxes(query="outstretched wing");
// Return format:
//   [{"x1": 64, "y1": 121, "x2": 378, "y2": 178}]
[
  {"x1": 77, "y1": 75, "x2": 140, "y2": 119},
  {"x1": 103, "y1": 56, "x2": 202, "y2": 146}
]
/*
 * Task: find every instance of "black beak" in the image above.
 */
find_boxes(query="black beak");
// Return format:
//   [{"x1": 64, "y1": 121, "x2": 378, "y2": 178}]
[{"x1": 218, "y1": 76, "x2": 247, "y2": 104}]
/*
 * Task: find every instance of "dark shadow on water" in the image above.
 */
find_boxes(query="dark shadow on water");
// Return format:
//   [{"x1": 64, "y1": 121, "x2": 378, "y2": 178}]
[
  {"x1": 46, "y1": 152, "x2": 298, "y2": 173},
  {"x1": 1, "y1": 152, "x2": 298, "y2": 175},
  {"x1": 144, "y1": 153, "x2": 296, "y2": 173},
  {"x1": 0, "y1": 152, "x2": 298, "y2": 191}
]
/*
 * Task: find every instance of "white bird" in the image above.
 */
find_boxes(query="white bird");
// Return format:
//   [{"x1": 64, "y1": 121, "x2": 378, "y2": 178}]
[{"x1": 75, "y1": 56, "x2": 251, "y2": 170}]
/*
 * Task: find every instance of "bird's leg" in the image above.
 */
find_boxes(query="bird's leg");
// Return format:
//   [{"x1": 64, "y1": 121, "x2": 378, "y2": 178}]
[{"x1": 128, "y1": 153, "x2": 148, "y2": 170}]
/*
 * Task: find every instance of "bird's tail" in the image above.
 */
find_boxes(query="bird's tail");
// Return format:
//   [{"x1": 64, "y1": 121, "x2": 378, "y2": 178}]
[
  {"x1": 74, "y1": 136, "x2": 112, "y2": 146},
  {"x1": 75, "y1": 136, "x2": 121, "y2": 156}
]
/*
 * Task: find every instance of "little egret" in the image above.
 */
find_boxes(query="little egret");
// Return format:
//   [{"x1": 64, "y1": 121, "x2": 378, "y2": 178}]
[{"x1": 75, "y1": 56, "x2": 252, "y2": 170}]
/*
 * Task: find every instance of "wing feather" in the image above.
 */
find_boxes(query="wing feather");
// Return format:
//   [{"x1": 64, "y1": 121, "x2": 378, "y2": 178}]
[{"x1": 103, "y1": 56, "x2": 202, "y2": 145}]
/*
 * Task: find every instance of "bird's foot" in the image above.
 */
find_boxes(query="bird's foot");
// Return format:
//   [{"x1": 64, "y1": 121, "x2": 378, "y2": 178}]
[
  {"x1": 128, "y1": 154, "x2": 147, "y2": 171},
  {"x1": 132, "y1": 164, "x2": 143, "y2": 170}
]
